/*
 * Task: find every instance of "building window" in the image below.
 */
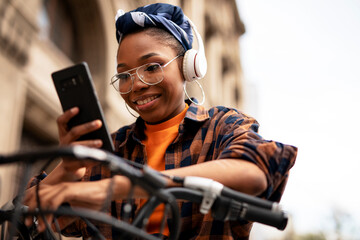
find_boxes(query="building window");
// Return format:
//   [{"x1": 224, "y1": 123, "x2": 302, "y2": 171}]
[{"x1": 38, "y1": 0, "x2": 80, "y2": 62}]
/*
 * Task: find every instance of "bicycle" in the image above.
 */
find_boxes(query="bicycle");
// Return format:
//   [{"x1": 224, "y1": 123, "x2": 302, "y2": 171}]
[{"x1": 0, "y1": 145, "x2": 288, "y2": 240}]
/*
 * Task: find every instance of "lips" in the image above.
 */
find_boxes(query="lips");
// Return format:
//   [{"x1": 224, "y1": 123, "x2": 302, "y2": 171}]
[{"x1": 133, "y1": 95, "x2": 160, "y2": 106}]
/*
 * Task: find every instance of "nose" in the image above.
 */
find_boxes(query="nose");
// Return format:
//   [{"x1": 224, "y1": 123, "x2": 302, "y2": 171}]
[{"x1": 131, "y1": 72, "x2": 149, "y2": 92}]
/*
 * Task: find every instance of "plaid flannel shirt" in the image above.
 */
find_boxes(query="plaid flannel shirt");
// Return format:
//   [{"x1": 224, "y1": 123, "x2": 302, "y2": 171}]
[{"x1": 62, "y1": 100, "x2": 297, "y2": 239}]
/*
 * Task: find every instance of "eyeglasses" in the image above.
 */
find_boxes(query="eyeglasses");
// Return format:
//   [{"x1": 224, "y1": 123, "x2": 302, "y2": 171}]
[{"x1": 110, "y1": 55, "x2": 182, "y2": 94}]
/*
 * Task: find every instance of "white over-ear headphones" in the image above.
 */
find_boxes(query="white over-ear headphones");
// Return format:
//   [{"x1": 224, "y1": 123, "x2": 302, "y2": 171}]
[{"x1": 182, "y1": 18, "x2": 207, "y2": 82}]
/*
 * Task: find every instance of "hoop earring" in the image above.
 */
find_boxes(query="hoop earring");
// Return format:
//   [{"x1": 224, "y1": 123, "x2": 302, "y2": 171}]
[
  {"x1": 125, "y1": 102, "x2": 139, "y2": 118},
  {"x1": 183, "y1": 80, "x2": 206, "y2": 105}
]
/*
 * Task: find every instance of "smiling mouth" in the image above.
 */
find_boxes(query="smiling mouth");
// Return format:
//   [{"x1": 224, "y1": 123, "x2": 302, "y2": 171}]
[{"x1": 134, "y1": 95, "x2": 160, "y2": 105}]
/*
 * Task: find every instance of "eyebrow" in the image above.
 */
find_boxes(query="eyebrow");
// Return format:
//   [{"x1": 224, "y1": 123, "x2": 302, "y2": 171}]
[{"x1": 117, "y1": 52, "x2": 160, "y2": 69}]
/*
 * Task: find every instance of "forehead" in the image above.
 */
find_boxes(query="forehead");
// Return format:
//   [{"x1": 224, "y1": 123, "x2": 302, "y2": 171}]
[{"x1": 117, "y1": 31, "x2": 172, "y2": 59}]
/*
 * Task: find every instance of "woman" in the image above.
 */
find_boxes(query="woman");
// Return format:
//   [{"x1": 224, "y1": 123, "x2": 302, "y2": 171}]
[{"x1": 25, "y1": 3, "x2": 297, "y2": 239}]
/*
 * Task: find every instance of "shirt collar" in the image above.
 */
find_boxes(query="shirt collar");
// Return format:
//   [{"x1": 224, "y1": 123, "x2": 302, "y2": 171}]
[
  {"x1": 130, "y1": 99, "x2": 209, "y2": 142},
  {"x1": 184, "y1": 98, "x2": 209, "y2": 122}
]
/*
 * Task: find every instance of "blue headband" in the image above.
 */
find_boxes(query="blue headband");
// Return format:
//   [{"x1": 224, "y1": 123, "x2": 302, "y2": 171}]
[{"x1": 115, "y1": 3, "x2": 193, "y2": 51}]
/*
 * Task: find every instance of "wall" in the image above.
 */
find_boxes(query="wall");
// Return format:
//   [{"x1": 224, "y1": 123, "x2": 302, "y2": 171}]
[{"x1": 0, "y1": 0, "x2": 245, "y2": 207}]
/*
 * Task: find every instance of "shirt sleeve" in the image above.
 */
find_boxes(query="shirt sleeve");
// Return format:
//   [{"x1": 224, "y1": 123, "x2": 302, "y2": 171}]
[
  {"x1": 216, "y1": 109, "x2": 297, "y2": 201},
  {"x1": 59, "y1": 218, "x2": 87, "y2": 238}
]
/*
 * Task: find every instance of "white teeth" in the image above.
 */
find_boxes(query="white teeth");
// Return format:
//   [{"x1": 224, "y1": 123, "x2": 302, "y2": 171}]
[{"x1": 136, "y1": 96, "x2": 157, "y2": 105}]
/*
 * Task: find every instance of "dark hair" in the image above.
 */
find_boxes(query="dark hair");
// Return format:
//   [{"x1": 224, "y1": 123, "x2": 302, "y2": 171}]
[{"x1": 142, "y1": 27, "x2": 186, "y2": 56}]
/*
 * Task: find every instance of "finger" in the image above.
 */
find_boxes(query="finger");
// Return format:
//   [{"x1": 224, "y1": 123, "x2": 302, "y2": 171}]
[
  {"x1": 35, "y1": 186, "x2": 67, "y2": 232},
  {"x1": 60, "y1": 139, "x2": 103, "y2": 170},
  {"x1": 57, "y1": 107, "x2": 79, "y2": 137},
  {"x1": 61, "y1": 160, "x2": 95, "y2": 180},
  {"x1": 61, "y1": 120, "x2": 102, "y2": 144},
  {"x1": 25, "y1": 216, "x2": 34, "y2": 227},
  {"x1": 37, "y1": 214, "x2": 54, "y2": 232},
  {"x1": 72, "y1": 139, "x2": 103, "y2": 148},
  {"x1": 62, "y1": 159, "x2": 86, "y2": 171},
  {"x1": 23, "y1": 188, "x2": 36, "y2": 227},
  {"x1": 63, "y1": 156, "x2": 99, "y2": 168}
]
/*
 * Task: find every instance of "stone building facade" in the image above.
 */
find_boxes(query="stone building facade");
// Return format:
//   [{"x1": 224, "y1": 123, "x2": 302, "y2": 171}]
[{"x1": 0, "y1": 0, "x2": 245, "y2": 206}]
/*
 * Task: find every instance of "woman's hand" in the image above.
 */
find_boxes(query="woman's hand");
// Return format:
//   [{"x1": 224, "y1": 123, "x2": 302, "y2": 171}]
[
  {"x1": 24, "y1": 179, "x2": 112, "y2": 232},
  {"x1": 23, "y1": 107, "x2": 113, "y2": 232},
  {"x1": 56, "y1": 107, "x2": 104, "y2": 177},
  {"x1": 27, "y1": 107, "x2": 106, "y2": 195},
  {"x1": 23, "y1": 176, "x2": 138, "y2": 232},
  {"x1": 57, "y1": 107, "x2": 103, "y2": 148}
]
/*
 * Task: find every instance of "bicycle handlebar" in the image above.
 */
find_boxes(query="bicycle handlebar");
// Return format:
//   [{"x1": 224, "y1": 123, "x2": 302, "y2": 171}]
[
  {"x1": 0, "y1": 206, "x2": 161, "y2": 240},
  {"x1": 0, "y1": 145, "x2": 168, "y2": 193},
  {"x1": 140, "y1": 187, "x2": 288, "y2": 230},
  {"x1": 1, "y1": 146, "x2": 178, "y2": 240},
  {"x1": 211, "y1": 195, "x2": 288, "y2": 230},
  {"x1": 0, "y1": 145, "x2": 289, "y2": 239}
]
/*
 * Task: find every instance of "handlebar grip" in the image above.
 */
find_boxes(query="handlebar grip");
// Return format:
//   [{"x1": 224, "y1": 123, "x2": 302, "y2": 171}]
[
  {"x1": 241, "y1": 204, "x2": 288, "y2": 230},
  {"x1": 221, "y1": 186, "x2": 277, "y2": 211},
  {"x1": 211, "y1": 196, "x2": 288, "y2": 230},
  {"x1": 0, "y1": 210, "x2": 12, "y2": 223}
]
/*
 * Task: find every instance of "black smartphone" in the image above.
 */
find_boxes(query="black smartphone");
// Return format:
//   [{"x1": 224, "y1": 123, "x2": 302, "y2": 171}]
[{"x1": 51, "y1": 62, "x2": 114, "y2": 152}]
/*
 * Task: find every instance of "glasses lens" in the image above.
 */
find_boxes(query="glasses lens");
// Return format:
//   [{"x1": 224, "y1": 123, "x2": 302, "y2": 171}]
[
  {"x1": 112, "y1": 73, "x2": 132, "y2": 93},
  {"x1": 137, "y1": 63, "x2": 164, "y2": 85}
]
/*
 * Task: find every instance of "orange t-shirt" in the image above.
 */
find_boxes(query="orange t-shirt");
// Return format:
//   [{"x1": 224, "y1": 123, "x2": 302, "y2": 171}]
[{"x1": 141, "y1": 104, "x2": 189, "y2": 236}]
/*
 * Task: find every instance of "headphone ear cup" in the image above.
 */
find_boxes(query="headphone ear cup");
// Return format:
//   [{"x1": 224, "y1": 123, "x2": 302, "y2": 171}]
[
  {"x1": 195, "y1": 51, "x2": 207, "y2": 79},
  {"x1": 182, "y1": 17, "x2": 207, "y2": 82},
  {"x1": 182, "y1": 49, "x2": 198, "y2": 82}
]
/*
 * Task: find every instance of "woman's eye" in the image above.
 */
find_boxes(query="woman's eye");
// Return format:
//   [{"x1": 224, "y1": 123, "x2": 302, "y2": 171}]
[
  {"x1": 145, "y1": 64, "x2": 161, "y2": 72},
  {"x1": 118, "y1": 74, "x2": 130, "y2": 81}
]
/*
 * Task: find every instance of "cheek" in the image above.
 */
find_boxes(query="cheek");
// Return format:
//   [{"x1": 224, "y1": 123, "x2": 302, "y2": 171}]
[
  {"x1": 120, "y1": 93, "x2": 131, "y2": 104},
  {"x1": 165, "y1": 79, "x2": 185, "y2": 101},
  {"x1": 164, "y1": 70, "x2": 185, "y2": 96}
]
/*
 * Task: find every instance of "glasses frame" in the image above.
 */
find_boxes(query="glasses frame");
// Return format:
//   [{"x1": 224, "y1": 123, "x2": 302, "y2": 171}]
[{"x1": 111, "y1": 54, "x2": 182, "y2": 94}]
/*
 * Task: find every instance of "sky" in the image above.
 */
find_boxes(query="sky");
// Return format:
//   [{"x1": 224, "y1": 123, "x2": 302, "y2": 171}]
[{"x1": 236, "y1": 0, "x2": 360, "y2": 238}]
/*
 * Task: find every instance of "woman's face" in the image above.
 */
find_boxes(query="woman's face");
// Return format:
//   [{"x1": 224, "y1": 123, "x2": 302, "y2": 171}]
[{"x1": 116, "y1": 31, "x2": 185, "y2": 124}]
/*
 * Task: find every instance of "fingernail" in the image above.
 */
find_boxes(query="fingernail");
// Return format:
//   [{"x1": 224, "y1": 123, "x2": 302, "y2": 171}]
[
  {"x1": 70, "y1": 107, "x2": 79, "y2": 113},
  {"x1": 92, "y1": 120, "x2": 102, "y2": 127},
  {"x1": 25, "y1": 218, "x2": 31, "y2": 226},
  {"x1": 94, "y1": 140, "x2": 103, "y2": 146}
]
